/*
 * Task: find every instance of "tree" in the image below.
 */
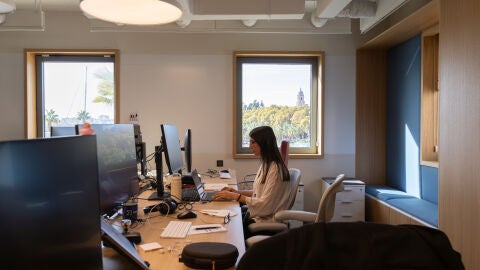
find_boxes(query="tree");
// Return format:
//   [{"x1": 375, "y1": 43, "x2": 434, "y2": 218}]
[
  {"x1": 45, "y1": 109, "x2": 59, "y2": 132},
  {"x1": 77, "y1": 110, "x2": 91, "y2": 123},
  {"x1": 92, "y1": 67, "x2": 114, "y2": 106}
]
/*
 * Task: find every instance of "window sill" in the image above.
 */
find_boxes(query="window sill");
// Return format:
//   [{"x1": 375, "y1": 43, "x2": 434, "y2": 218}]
[
  {"x1": 233, "y1": 153, "x2": 324, "y2": 159},
  {"x1": 420, "y1": 160, "x2": 439, "y2": 168}
]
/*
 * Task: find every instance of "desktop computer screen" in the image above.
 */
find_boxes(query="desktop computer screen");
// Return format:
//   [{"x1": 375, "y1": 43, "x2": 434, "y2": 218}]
[
  {"x1": 0, "y1": 135, "x2": 102, "y2": 269},
  {"x1": 150, "y1": 124, "x2": 190, "y2": 200},
  {"x1": 50, "y1": 126, "x2": 76, "y2": 137},
  {"x1": 161, "y1": 123, "x2": 184, "y2": 175},
  {"x1": 182, "y1": 128, "x2": 192, "y2": 173},
  {"x1": 76, "y1": 124, "x2": 139, "y2": 217}
]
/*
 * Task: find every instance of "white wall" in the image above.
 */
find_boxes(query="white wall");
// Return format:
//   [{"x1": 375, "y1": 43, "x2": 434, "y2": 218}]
[{"x1": 0, "y1": 11, "x2": 356, "y2": 211}]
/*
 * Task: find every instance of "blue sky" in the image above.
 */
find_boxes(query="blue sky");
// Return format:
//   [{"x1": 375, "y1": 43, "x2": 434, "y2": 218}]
[{"x1": 242, "y1": 63, "x2": 312, "y2": 107}]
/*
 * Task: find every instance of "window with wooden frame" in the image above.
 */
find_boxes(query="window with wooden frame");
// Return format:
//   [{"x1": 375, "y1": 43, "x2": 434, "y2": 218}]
[
  {"x1": 25, "y1": 49, "x2": 119, "y2": 138},
  {"x1": 233, "y1": 51, "x2": 324, "y2": 158}
]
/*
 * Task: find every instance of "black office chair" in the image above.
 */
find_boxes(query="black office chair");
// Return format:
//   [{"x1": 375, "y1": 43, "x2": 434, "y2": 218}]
[{"x1": 238, "y1": 222, "x2": 465, "y2": 270}]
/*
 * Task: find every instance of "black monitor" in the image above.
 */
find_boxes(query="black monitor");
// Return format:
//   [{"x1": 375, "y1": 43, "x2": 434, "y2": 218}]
[
  {"x1": 50, "y1": 126, "x2": 76, "y2": 137},
  {"x1": 182, "y1": 129, "x2": 192, "y2": 173},
  {"x1": 162, "y1": 124, "x2": 184, "y2": 175},
  {"x1": 149, "y1": 124, "x2": 185, "y2": 200},
  {"x1": 76, "y1": 124, "x2": 139, "y2": 217},
  {"x1": 0, "y1": 136, "x2": 103, "y2": 269}
]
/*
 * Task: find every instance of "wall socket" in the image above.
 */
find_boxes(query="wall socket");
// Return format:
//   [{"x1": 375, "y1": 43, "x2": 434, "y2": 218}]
[{"x1": 216, "y1": 160, "x2": 223, "y2": 167}]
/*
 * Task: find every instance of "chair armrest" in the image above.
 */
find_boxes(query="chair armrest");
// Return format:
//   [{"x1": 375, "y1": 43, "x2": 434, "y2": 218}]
[
  {"x1": 274, "y1": 210, "x2": 317, "y2": 223},
  {"x1": 248, "y1": 222, "x2": 288, "y2": 234}
]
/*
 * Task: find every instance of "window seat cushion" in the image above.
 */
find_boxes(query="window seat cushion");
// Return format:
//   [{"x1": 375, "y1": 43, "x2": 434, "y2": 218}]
[{"x1": 366, "y1": 185, "x2": 438, "y2": 227}]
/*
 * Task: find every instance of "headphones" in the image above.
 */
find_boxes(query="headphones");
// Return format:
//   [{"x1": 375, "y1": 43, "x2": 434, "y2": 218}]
[{"x1": 158, "y1": 198, "x2": 178, "y2": 215}]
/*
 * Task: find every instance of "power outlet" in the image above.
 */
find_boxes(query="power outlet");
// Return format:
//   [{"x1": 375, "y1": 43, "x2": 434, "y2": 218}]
[{"x1": 216, "y1": 160, "x2": 223, "y2": 167}]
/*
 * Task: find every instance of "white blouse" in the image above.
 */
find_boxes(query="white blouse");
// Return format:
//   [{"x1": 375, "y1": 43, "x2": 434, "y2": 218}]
[{"x1": 246, "y1": 162, "x2": 291, "y2": 222}]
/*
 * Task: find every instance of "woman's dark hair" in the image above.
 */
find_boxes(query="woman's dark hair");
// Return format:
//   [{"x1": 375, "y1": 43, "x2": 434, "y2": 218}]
[{"x1": 249, "y1": 126, "x2": 290, "y2": 184}]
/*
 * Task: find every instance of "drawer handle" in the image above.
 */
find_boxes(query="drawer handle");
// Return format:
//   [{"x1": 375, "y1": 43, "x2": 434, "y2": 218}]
[
  {"x1": 340, "y1": 213, "x2": 353, "y2": 217},
  {"x1": 340, "y1": 201, "x2": 353, "y2": 204}
]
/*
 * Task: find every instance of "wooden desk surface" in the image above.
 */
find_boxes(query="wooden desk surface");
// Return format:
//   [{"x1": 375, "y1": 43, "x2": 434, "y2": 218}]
[{"x1": 104, "y1": 171, "x2": 245, "y2": 270}]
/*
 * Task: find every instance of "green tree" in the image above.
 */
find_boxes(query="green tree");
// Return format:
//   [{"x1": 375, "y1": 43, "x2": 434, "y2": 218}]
[
  {"x1": 45, "y1": 109, "x2": 59, "y2": 132},
  {"x1": 92, "y1": 67, "x2": 114, "y2": 106},
  {"x1": 77, "y1": 110, "x2": 91, "y2": 123}
]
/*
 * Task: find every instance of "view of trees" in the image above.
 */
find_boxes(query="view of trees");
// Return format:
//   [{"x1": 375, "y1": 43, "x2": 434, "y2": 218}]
[
  {"x1": 242, "y1": 101, "x2": 311, "y2": 147},
  {"x1": 45, "y1": 66, "x2": 114, "y2": 132}
]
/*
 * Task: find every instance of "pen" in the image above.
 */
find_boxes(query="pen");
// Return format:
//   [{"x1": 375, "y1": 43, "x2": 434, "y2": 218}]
[{"x1": 194, "y1": 226, "x2": 220, "y2": 230}]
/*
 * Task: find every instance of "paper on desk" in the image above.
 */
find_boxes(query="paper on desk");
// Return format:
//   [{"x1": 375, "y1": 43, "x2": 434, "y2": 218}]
[
  {"x1": 188, "y1": 224, "x2": 226, "y2": 235},
  {"x1": 139, "y1": 242, "x2": 162, "y2": 251},
  {"x1": 220, "y1": 172, "x2": 231, "y2": 179},
  {"x1": 199, "y1": 209, "x2": 237, "y2": 217},
  {"x1": 203, "y1": 183, "x2": 228, "y2": 191}
]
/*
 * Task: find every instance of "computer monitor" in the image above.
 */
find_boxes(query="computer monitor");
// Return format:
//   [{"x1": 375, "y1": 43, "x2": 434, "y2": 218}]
[
  {"x1": 76, "y1": 124, "x2": 139, "y2": 217},
  {"x1": 50, "y1": 126, "x2": 76, "y2": 137},
  {"x1": 182, "y1": 129, "x2": 192, "y2": 173},
  {"x1": 149, "y1": 124, "x2": 185, "y2": 200},
  {"x1": 0, "y1": 136, "x2": 103, "y2": 269},
  {"x1": 161, "y1": 124, "x2": 184, "y2": 175}
]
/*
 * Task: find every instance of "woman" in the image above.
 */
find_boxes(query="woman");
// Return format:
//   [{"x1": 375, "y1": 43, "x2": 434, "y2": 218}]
[{"x1": 214, "y1": 126, "x2": 291, "y2": 237}]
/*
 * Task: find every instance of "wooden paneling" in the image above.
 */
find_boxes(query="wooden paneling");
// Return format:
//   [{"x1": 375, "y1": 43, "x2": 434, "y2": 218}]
[
  {"x1": 355, "y1": 50, "x2": 387, "y2": 185},
  {"x1": 420, "y1": 32, "x2": 439, "y2": 166},
  {"x1": 365, "y1": 196, "x2": 434, "y2": 227},
  {"x1": 439, "y1": 0, "x2": 480, "y2": 269}
]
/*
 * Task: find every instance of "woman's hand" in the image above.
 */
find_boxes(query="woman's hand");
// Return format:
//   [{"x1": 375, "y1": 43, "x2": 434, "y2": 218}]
[
  {"x1": 214, "y1": 190, "x2": 238, "y2": 201},
  {"x1": 221, "y1": 186, "x2": 238, "y2": 193}
]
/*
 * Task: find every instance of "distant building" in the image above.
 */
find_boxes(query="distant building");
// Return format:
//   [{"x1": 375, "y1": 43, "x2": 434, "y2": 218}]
[{"x1": 296, "y1": 88, "x2": 305, "y2": 106}]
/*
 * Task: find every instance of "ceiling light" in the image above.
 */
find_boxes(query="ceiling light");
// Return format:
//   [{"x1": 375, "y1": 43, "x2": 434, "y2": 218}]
[
  {"x1": 0, "y1": 0, "x2": 16, "y2": 14},
  {"x1": 79, "y1": 0, "x2": 182, "y2": 26}
]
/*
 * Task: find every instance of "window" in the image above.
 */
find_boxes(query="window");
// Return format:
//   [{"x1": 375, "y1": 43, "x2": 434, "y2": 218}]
[
  {"x1": 25, "y1": 50, "x2": 119, "y2": 138},
  {"x1": 233, "y1": 52, "x2": 324, "y2": 158}
]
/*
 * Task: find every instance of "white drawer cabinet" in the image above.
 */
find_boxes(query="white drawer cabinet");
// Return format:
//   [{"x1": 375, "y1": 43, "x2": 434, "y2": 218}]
[
  {"x1": 321, "y1": 178, "x2": 365, "y2": 222},
  {"x1": 290, "y1": 183, "x2": 304, "y2": 228}
]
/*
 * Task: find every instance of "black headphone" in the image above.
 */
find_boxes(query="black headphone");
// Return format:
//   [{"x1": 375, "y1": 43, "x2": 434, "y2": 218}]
[{"x1": 158, "y1": 198, "x2": 177, "y2": 215}]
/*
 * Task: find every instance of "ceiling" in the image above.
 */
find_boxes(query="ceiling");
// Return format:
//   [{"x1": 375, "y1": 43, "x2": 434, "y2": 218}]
[{"x1": 0, "y1": 0, "x2": 408, "y2": 34}]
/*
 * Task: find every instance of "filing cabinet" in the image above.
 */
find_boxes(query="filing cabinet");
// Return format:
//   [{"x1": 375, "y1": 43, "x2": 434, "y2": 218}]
[
  {"x1": 289, "y1": 182, "x2": 304, "y2": 228},
  {"x1": 321, "y1": 177, "x2": 365, "y2": 222}
]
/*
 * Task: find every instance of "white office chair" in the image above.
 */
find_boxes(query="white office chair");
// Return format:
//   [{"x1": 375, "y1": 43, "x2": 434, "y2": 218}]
[
  {"x1": 245, "y1": 174, "x2": 345, "y2": 248},
  {"x1": 246, "y1": 168, "x2": 302, "y2": 237}
]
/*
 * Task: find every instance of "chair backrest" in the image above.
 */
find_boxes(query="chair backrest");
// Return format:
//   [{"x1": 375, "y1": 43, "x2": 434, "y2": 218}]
[
  {"x1": 285, "y1": 168, "x2": 302, "y2": 210},
  {"x1": 315, "y1": 174, "x2": 345, "y2": 223},
  {"x1": 280, "y1": 140, "x2": 290, "y2": 167}
]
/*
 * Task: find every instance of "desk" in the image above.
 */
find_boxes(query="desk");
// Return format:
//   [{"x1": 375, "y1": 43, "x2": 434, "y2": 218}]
[{"x1": 104, "y1": 171, "x2": 245, "y2": 270}]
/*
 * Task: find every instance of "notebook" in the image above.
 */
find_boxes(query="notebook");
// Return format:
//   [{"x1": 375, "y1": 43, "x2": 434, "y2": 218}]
[{"x1": 182, "y1": 169, "x2": 229, "y2": 201}]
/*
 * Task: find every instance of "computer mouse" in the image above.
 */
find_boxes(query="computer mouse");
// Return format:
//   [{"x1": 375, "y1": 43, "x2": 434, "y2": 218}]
[{"x1": 177, "y1": 210, "x2": 197, "y2": 219}]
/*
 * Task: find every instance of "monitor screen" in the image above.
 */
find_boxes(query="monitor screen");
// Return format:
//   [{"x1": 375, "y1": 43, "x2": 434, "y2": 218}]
[
  {"x1": 161, "y1": 124, "x2": 184, "y2": 175},
  {"x1": 77, "y1": 124, "x2": 139, "y2": 216},
  {"x1": 0, "y1": 136, "x2": 102, "y2": 269},
  {"x1": 182, "y1": 129, "x2": 192, "y2": 173},
  {"x1": 50, "y1": 126, "x2": 76, "y2": 137}
]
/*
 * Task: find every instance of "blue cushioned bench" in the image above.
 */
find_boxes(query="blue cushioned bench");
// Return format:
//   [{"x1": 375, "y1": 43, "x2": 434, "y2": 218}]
[{"x1": 366, "y1": 185, "x2": 438, "y2": 227}]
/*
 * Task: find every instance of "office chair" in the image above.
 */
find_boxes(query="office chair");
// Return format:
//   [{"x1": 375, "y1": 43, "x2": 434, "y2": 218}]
[
  {"x1": 238, "y1": 222, "x2": 465, "y2": 270},
  {"x1": 245, "y1": 174, "x2": 345, "y2": 248},
  {"x1": 280, "y1": 140, "x2": 289, "y2": 167}
]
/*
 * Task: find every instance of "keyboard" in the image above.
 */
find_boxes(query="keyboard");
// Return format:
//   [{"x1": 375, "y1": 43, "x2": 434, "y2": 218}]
[
  {"x1": 160, "y1": 221, "x2": 192, "y2": 238},
  {"x1": 182, "y1": 188, "x2": 200, "y2": 201}
]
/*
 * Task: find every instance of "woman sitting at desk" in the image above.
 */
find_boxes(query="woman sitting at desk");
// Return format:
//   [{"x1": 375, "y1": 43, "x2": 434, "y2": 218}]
[{"x1": 214, "y1": 126, "x2": 291, "y2": 238}]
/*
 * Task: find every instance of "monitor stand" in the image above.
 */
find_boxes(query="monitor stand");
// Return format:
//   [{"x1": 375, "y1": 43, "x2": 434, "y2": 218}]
[
  {"x1": 148, "y1": 191, "x2": 171, "y2": 200},
  {"x1": 149, "y1": 145, "x2": 170, "y2": 200}
]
